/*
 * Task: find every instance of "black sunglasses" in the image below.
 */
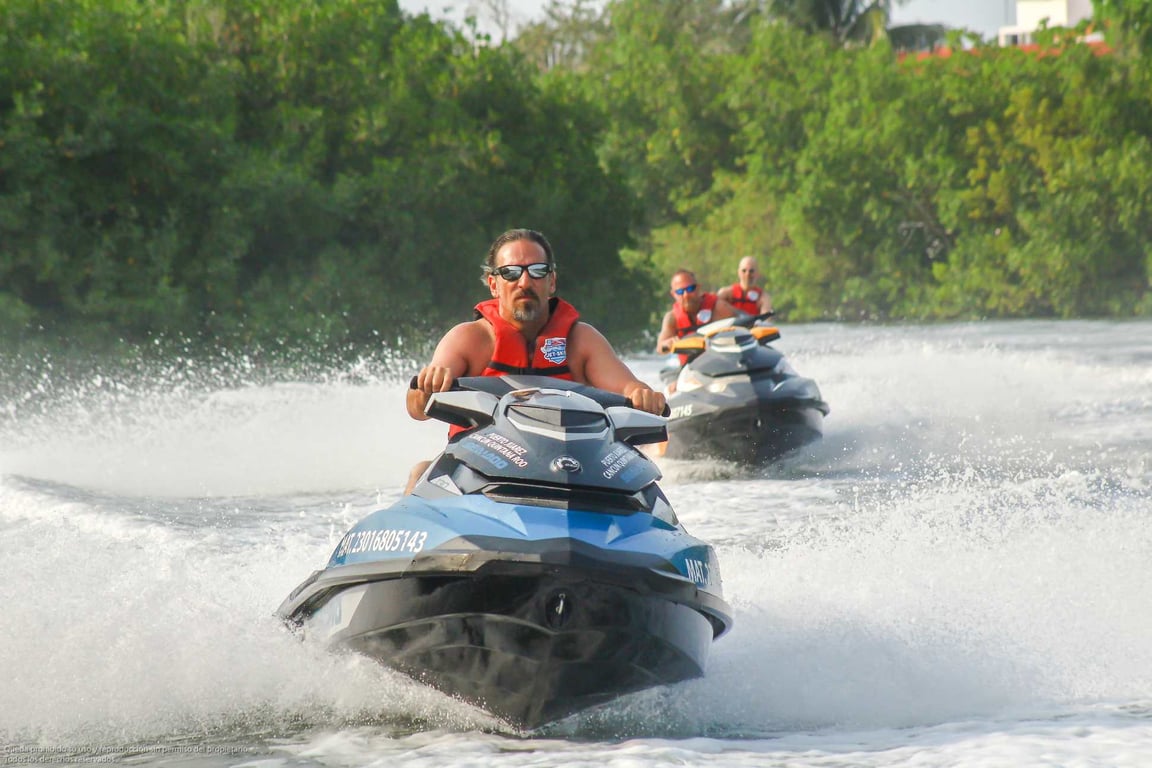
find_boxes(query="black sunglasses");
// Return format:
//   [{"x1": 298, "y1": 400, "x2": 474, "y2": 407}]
[{"x1": 490, "y1": 262, "x2": 553, "y2": 281}]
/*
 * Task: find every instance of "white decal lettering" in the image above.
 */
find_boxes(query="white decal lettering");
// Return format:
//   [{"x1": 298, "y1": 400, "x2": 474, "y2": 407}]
[
  {"x1": 339, "y1": 528, "x2": 429, "y2": 556},
  {"x1": 685, "y1": 558, "x2": 710, "y2": 585},
  {"x1": 601, "y1": 445, "x2": 639, "y2": 479},
  {"x1": 470, "y1": 432, "x2": 530, "y2": 468}
]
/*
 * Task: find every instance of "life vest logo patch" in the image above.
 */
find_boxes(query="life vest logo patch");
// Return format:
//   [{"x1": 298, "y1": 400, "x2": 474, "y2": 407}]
[
  {"x1": 541, "y1": 337, "x2": 567, "y2": 364},
  {"x1": 697, "y1": 309, "x2": 713, "y2": 324},
  {"x1": 749, "y1": 290, "x2": 759, "y2": 301}
]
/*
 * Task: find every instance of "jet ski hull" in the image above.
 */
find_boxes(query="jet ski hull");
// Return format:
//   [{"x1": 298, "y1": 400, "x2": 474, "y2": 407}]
[
  {"x1": 278, "y1": 378, "x2": 732, "y2": 730},
  {"x1": 663, "y1": 391, "x2": 826, "y2": 464},
  {"x1": 288, "y1": 562, "x2": 715, "y2": 728},
  {"x1": 661, "y1": 326, "x2": 829, "y2": 465}
]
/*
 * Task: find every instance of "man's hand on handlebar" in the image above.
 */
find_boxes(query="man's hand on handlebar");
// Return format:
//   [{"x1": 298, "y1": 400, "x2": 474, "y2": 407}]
[
  {"x1": 416, "y1": 365, "x2": 456, "y2": 395},
  {"x1": 407, "y1": 365, "x2": 457, "y2": 420},
  {"x1": 624, "y1": 384, "x2": 667, "y2": 416}
]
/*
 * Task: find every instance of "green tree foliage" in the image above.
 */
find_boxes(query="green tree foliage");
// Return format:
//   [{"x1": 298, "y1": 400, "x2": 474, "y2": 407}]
[
  {"x1": 0, "y1": 0, "x2": 646, "y2": 347},
  {"x1": 513, "y1": 0, "x2": 608, "y2": 71},
  {"x1": 0, "y1": 0, "x2": 234, "y2": 335},
  {"x1": 770, "y1": 0, "x2": 893, "y2": 45},
  {"x1": 2, "y1": 0, "x2": 1151, "y2": 351},
  {"x1": 1094, "y1": 0, "x2": 1152, "y2": 55},
  {"x1": 923, "y1": 38, "x2": 1152, "y2": 317},
  {"x1": 549, "y1": 0, "x2": 751, "y2": 228},
  {"x1": 578, "y1": 9, "x2": 1152, "y2": 321},
  {"x1": 887, "y1": 24, "x2": 951, "y2": 53}
]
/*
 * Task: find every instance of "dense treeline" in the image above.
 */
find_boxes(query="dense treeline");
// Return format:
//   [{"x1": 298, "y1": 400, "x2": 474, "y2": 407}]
[
  {"x1": 0, "y1": 0, "x2": 641, "y2": 348},
  {"x1": 2, "y1": 0, "x2": 1151, "y2": 353},
  {"x1": 526, "y1": 0, "x2": 1152, "y2": 320}
]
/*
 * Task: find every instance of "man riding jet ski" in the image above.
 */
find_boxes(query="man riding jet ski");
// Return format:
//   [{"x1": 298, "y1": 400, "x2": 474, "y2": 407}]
[
  {"x1": 653, "y1": 312, "x2": 830, "y2": 466},
  {"x1": 278, "y1": 376, "x2": 733, "y2": 729},
  {"x1": 404, "y1": 228, "x2": 665, "y2": 493},
  {"x1": 279, "y1": 230, "x2": 730, "y2": 729},
  {"x1": 655, "y1": 268, "x2": 740, "y2": 364}
]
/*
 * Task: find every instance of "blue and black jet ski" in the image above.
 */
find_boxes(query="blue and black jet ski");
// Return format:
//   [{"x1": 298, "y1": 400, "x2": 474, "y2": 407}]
[{"x1": 277, "y1": 375, "x2": 733, "y2": 729}]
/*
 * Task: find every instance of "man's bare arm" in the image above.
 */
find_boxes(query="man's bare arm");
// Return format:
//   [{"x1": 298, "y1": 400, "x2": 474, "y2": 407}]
[
  {"x1": 759, "y1": 291, "x2": 774, "y2": 314},
  {"x1": 406, "y1": 322, "x2": 483, "y2": 420},
  {"x1": 576, "y1": 325, "x2": 666, "y2": 415},
  {"x1": 713, "y1": 297, "x2": 740, "y2": 322},
  {"x1": 655, "y1": 311, "x2": 678, "y2": 354}
]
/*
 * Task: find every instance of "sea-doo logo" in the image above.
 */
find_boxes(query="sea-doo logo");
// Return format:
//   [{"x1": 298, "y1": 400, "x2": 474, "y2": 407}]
[
  {"x1": 551, "y1": 456, "x2": 581, "y2": 473},
  {"x1": 541, "y1": 337, "x2": 567, "y2": 364},
  {"x1": 460, "y1": 440, "x2": 508, "y2": 470}
]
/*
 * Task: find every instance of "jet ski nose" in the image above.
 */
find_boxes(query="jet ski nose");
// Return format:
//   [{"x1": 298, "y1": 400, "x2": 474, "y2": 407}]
[{"x1": 505, "y1": 395, "x2": 610, "y2": 438}]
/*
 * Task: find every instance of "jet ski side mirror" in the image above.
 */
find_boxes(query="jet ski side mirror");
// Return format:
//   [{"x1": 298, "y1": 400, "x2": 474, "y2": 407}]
[
  {"x1": 605, "y1": 406, "x2": 669, "y2": 446},
  {"x1": 425, "y1": 390, "x2": 500, "y2": 430}
]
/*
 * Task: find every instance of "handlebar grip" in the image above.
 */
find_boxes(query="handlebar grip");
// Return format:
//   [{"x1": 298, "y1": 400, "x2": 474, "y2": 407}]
[{"x1": 410, "y1": 374, "x2": 463, "y2": 392}]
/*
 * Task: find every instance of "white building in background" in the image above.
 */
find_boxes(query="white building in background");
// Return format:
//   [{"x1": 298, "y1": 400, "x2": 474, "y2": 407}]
[{"x1": 998, "y1": 0, "x2": 1095, "y2": 46}]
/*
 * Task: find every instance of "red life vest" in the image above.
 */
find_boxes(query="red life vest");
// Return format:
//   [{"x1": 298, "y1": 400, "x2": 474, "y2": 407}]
[
  {"x1": 727, "y1": 284, "x2": 763, "y2": 315},
  {"x1": 671, "y1": 292, "x2": 719, "y2": 337},
  {"x1": 474, "y1": 297, "x2": 579, "y2": 379},
  {"x1": 447, "y1": 297, "x2": 580, "y2": 438},
  {"x1": 670, "y1": 293, "x2": 719, "y2": 366}
]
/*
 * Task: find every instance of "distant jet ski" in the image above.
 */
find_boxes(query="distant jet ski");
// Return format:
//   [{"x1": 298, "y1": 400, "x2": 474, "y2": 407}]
[
  {"x1": 278, "y1": 375, "x2": 732, "y2": 730},
  {"x1": 654, "y1": 313, "x2": 829, "y2": 465}
]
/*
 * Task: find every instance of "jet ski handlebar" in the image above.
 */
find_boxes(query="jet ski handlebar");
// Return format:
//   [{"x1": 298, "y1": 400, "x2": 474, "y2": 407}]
[
  {"x1": 741, "y1": 310, "x2": 776, "y2": 325},
  {"x1": 668, "y1": 312, "x2": 780, "y2": 356},
  {"x1": 454, "y1": 375, "x2": 634, "y2": 410},
  {"x1": 409, "y1": 374, "x2": 632, "y2": 409},
  {"x1": 410, "y1": 375, "x2": 670, "y2": 436},
  {"x1": 696, "y1": 310, "x2": 775, "y2": 336}
]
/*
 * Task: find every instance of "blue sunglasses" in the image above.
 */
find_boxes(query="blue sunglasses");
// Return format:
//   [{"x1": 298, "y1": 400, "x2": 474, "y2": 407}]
[{"x1": 673, "y1": 284, "x2": 698, "y2": 296}]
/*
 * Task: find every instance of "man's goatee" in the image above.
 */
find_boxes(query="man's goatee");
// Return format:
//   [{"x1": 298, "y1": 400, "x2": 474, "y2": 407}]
[{"x1": 513, "y1": 303, "x2": 540, "y2": 323}]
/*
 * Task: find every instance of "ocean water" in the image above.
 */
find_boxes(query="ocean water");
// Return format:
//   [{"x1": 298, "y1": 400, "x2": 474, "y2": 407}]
[{"x1": 2, "y1": 320, "x2": 1150, "y2": 767}]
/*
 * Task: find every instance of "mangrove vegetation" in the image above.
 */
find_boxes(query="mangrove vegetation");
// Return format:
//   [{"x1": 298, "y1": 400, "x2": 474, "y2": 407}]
[{"x1": 2, "y1": 0, "x2": 1151, "y2": 351}]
